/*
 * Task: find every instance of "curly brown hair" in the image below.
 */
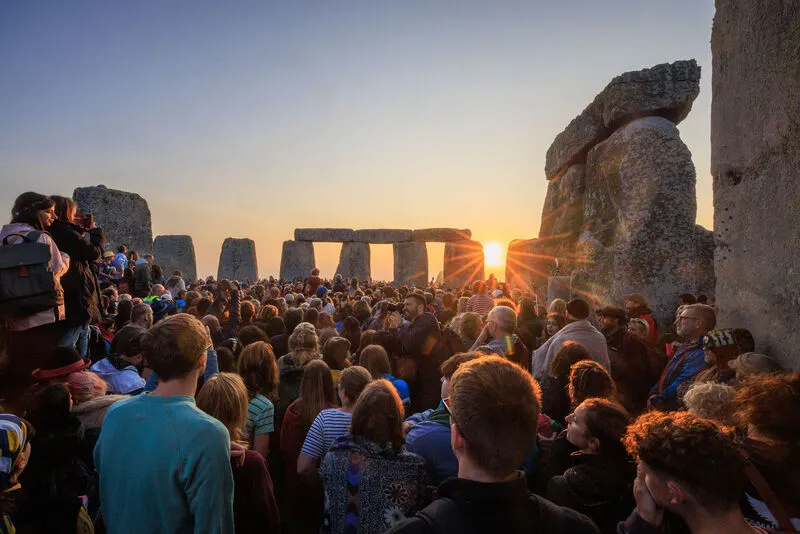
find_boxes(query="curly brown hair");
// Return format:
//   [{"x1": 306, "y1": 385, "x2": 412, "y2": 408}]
[
  {"x1": 623, "y1": 411, "x2": 745, "y2": 513},
  {"x1": 568, "y1": 360, "x2": 615, "y2": 406},
  {"x1": 733, "y1": 373, "x2": 800, "y2": 444}
]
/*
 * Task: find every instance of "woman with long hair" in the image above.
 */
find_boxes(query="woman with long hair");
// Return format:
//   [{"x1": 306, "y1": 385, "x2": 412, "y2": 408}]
[
  {"x1": 280, "y1": 360, "x2": 337, "y2": 534},
  {"x1": 297, "y1": 366, "x2": 372, "y2": 474},
  {"x1": 546, "y1": 398, "x2": 635, "y2": 533},
  {"x1": 48, "y1": 195, "x2": 106, "y2": 357},
  {"x1": 0, "y1": 193, "x2": 70, "y2": 398},
  {"x1": 237, "y1": 341, "x2": 279, "y2": 459},
  {"x1": 321, "y1": 380, "x2": 426, "y2": 533},
  {"x1": 197, "y1": 373, "x2": 280, "y2": 534}
]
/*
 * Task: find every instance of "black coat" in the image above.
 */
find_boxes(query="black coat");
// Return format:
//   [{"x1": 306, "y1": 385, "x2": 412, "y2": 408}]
[{"x1": 49, "y1": 220, "x2": 105, "y2": 325}]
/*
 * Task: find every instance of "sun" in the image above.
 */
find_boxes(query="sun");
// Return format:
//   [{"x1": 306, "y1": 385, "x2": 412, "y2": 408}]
[{"x1": 483, "y1": 241, "x2": 504, "y2": 267}]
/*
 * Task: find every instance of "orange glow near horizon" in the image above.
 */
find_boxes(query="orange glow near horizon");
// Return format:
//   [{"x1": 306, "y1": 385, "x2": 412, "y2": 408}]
[{"x1": 484, "y1": 241, "x2": 504, "y2": 267}]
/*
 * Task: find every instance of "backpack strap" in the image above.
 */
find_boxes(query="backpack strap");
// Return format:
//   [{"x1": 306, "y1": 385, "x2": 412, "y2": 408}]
[
  {"x1": 742, "y1": 458, "x2": 798, "y2": 532},
  {"x1": 417, "y1": 498, "x2": 466, "y2": 534},
  {"x1": 1, "y1": 230, "x2": 42, "y2": 245}
]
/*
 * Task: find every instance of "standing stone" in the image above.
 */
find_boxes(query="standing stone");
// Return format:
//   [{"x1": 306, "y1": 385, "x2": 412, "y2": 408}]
[
  {"x1": 73, "y1": 185, "x2": 153, "y2": 254},
  {"x1": 579, "y1": 116, "x2": 699, "y2": 326},
  {"x1": 336, "y1": 242, "x2": 370, "y2": 281},
  {"x1": 712, "y1": 0, "x2": 800, "y2": 369},
  {"x1": 153, "y1": 235, "x2": 197, "y2": 283},
  {"x1": 547, "y1": 276, "x2": 572, "y2": 303},
  {"x1": 544, "y1": 60, "x2": 701, "y2": 179},
  {"x1": 443, "y1": 240, "x2": 484, "y2": 289},
  {"x1": 280, "y1": 240, "x2": 316, "y2": 281},
  {"x1": 217, "y1": 238, "x2": 258, "y2": 282},
  {"x1": 393, "y1": 242, "x2": 428, "y2": 287},
  {"x1": 505, "y1": 238, "x2": 551, "y2": 294}
]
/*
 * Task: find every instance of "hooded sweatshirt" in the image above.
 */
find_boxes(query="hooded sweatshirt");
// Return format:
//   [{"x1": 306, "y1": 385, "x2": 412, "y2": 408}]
[
  {"x1": 532, "y1": 320, "x2": 610, "y2": 381},
  {"x1": 0, "y1": 223, "x2": 70, "y2": 331},
  {"x1": 90, "y1": 357, "x2": 146, "y2": 395}
]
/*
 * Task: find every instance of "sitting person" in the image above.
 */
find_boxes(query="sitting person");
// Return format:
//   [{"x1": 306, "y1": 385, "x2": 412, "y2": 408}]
[
  {"x1": 546, "y1": 398, "x2": 635, "y2": 533},
  {"x1": 197, "y1": 373, "x2": 280, "y2": 534},
  {"x1": 321, "y1": 380, "x2": 426, "y2": 533},
  {"x1": 297, "y1": 366, "x2": 372, "y2": 473},
  {"x1": 404, "y1": 352, "x2": 481, "y2": 485},
  {"x1": 360, "y1": 344, "x2": 411, "y2": 407},
  {"x1": 619, "y1": 411, "x2": 760, "y2": 534},
  {"x1": 388, "y1": 356, "x2": 598, "y2": 533},
  {"x1": 89, "y1": 325, "x2": 147, "y2": 394}
]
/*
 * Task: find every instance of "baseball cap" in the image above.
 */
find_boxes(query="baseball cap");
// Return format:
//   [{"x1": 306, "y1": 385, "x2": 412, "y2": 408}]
[
  {"x1": 598, "y1": 306, "x2": 626, "y2": 320},
  {"x1": 728, "y1": 352, "x2": 782, "y2": 375}
]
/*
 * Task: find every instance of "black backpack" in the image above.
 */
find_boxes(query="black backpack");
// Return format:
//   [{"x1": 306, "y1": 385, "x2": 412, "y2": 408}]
[{"x1": 0, "y1": 230, "x2": 64, "y2": 316}]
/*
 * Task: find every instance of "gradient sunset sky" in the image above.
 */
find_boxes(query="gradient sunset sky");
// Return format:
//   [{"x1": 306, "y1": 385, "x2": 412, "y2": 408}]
[{"x1": 1, "y1": 1, "x2": 716, "y2": 281}]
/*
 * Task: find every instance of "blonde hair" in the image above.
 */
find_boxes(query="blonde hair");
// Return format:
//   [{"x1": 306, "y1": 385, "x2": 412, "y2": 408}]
[
  {"x1": 197, "y1": 373, "x2": 250, "y2": 445},
  {"x1": 288, "y1": 322, "x2": 320, "y2": 366},
  {"x1": 684, "y1": 382, "x2": 736, "y2": 425}
]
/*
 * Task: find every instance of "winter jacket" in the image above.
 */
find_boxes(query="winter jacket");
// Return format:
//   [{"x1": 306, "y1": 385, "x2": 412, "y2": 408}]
[
  {"x1": 49, "y1": 220, "x2": 105, "y2": 325},
  {"x1": 627, "y1": 306, "x2": 659, "y2": 345},
  {"x1": 546, "y1": 452, "x2": 636, "y2": 533},
  {"x1": 232, "y1": 450, "x2": 280, "y2": 534},
  {"x1": 605, "y1": 328, "x2": 654, "y2": 415},
  {"x1": 90, "y1": 356, "x2": 146, "y2": 395},
  {"x1": 132, "y1": 258, "x2": 151, "y2": 297},
  {"x1": 533, "y1": 320, "x2": 610, "y2": 382},
  {"x1": 0, "y1": 223, "x2": 70, "y2": 331},
  {"x1": 72, "y1": 394, "x2": 129, "y2": 431},
  {"x1": 648, "y1": 338, "x2": 706, "y2": 411},
  {"x1": 476, "y1": 334, "x2": 531, "y2": 373}
]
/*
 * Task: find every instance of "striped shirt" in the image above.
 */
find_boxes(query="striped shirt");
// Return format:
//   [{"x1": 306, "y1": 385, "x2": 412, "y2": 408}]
[
  {"x1": 300, "y1": 408, "x2": 352, "y2": 459},
  {"x1": 246, "y1": 394, "x2": 274, "y2": 439},
  {"x1": 467, "y1": 294, "x2": 494, "y2": 316}
]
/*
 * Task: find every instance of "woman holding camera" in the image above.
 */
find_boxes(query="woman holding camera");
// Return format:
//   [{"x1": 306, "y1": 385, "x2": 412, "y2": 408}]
[{"x1": 49, "y1": 195, "x2": 106, "y2": 357}]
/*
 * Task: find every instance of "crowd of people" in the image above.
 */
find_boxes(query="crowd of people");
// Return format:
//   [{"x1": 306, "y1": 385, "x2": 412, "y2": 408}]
[{"x1": 0, "y1": 191, "x2": 798, "y2": 534}]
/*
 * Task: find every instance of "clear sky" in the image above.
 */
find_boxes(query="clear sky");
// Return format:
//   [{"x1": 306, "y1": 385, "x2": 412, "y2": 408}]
[{"x1": 0, "y1": 0, "x2": 715, "y2": 281}]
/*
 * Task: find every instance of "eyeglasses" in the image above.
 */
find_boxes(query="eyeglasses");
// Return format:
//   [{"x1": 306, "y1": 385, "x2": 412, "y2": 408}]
[
  {"x1": 205, "y1": 343, "x2": 213, "y2": 352},
  {"x1": 442, "y1": 397, "x2": 452, "y2": 417}
]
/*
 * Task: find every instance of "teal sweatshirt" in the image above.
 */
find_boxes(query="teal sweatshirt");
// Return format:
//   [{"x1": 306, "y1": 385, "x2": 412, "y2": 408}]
[{"x1": 94, "y1": 394, "x2": 234, "y2": 534}]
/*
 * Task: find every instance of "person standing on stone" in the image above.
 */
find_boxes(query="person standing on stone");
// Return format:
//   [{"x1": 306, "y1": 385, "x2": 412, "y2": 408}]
[
  {"x1": 132, "y1": 253, "x2": 153, "y2": 298},
  {"x1": 647, "y1": 303, "x2": 715, "y2": 411},
  {"x1": 624, "y1": 294, "x2": 659, "y2": 345},
  {"x1": 597, "y1": 306, "x2": 654, "y2": 415},
  {"x1": 48, "y1": 195, "x2": 106, "y2": 357},
  {"x1": 112, "y1": 244, "x2": 128, "y2": 277},
  {"x1": 165, "y1": 269, "x2": 186, "y2": 297},
  {"x1": 0, "y1": 193, "x2": 70, "y2": 398},
  {"x1": 388, "y1": 292, "x2": 444, "y2": 412},
  {"x1": 306, "y1": 267, "x2": 322, "y2": 297},
  {"x1": 532, "y1": 299, "x2": 609, "y2": 383}
]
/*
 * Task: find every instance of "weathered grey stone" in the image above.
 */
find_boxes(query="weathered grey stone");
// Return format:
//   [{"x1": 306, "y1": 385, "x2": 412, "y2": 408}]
[
  {"x1": 294, "y1": 228, "x2": 355, "y2": 242},
  {"x1": 545, "y1": 102, "x2": 607, "y2": 180},
  {"x1": 73, "y1": 185, "x2": 153, "y2": 254},
  {"x1": 393, "y1": 242, "x2": 428, "y2": 286},
  {"x1": 280, "y1": 240, "x2": 316, "y2": 281},
  {"x1": 692, "y1": 226, "x2": 716, "y2": 299},
  {"x1": 540, "y1": 164, "x2": 586, "y2": 241},
  {"x1": 353, "y1": 229, "x2": 412, "y2": 243},
  {"x1": 217, "y1": 238, "x2": 258, "y2": 282},
  {"x1": 601, "y1": 60, "x2": 701, "y2": 128},
  {"x1": 711, "y1": 0, "x2": 800, "y2": 370},
  {"x1": 505, "y1": 239, "x2": 551, "y2": 294},
  {"x1": 153, "y1": 235, "x2": 197, "y2": 283},
  {"x1": 579, "y1": 116, "x2": 700, "y2": 326},
  {"x1": 544, "y1": 60, "x2": 701, "y2": 179},
  {"x1": 443, "y1": 240, "x2": 484, "y2": 289},
  {"x1": 410, "y1": 228, "x2": 472, "y2": 242},
  {"x1": 336, "y1": 242, "x2": 371, "y2": 281},
  {"x1": 547, "y1": 276, "x2": 572, "y2": 303}
]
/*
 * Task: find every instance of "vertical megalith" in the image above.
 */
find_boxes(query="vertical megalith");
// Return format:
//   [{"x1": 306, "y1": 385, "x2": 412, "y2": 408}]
[
  {"x1": 280, "y1": 240, "x2": 316, "y2": 281},
  {"x1": 547, "y1": 276, "x2": 572, "y2": 303},
  {"x1": 153, "y1": 235, "x2": 197, "y2": 283},
  {"x1": 443, "y1": 240, "x2": 484, "y2": 289},
  {"x1": 393, "y1": 242, "x2": 428, "y2": 287},
  {"x1": 579, "y1": 116, "x2": 700, "y2": 326},
  {"x1": 217, "y1": 238, "x2": 258, "y2": 282},
  {"x1": 336, "y1": 242, "x2": 371, "y2": 281},
  {"x1": 73, "y1": 185, "x2": 153, "y2": 254},
  {"x1": 711, "y1": 0, "x2": 800, "y2": 369}
]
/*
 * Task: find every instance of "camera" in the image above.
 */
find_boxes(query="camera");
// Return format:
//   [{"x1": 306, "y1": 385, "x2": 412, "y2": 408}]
[{"x1": 75, "y1": 213, "x2": 93, "y2": 230}]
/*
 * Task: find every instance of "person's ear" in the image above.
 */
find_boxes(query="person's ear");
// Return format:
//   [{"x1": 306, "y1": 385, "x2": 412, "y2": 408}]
[
  {"x1": 195, "y1": 352, "x2": 207, "y2": 372},
  {"x1": 587, "y1": 435, "x2": 601, "y2": 454},
  {"x1": 666, "y1": 480, "x2": 687, "y2": 506},
  {"x1": 451, "y1": 422, "x2": 466, "y2": 454}
]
